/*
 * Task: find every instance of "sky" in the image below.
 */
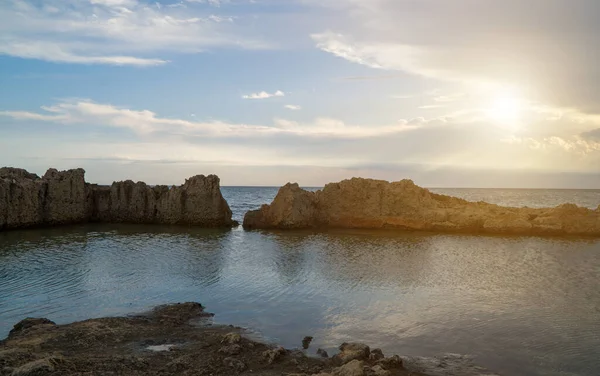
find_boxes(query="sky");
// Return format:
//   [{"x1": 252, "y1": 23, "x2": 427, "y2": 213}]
[{"x1": 1, "y1": 0, "x2": 599, "y2": 188}]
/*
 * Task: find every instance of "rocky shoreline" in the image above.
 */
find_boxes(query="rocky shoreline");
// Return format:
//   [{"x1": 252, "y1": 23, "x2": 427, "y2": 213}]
[
  {"x1": 4, "y1": 167, "x2": 599, "y2": 237},
  {"x1": 243, "y1": 178, "x2": 600, "y2": 237},
  {"x1": 0, "y1": 167, "x2": 234, "y2": 231},
  {"x1": 0, "y1": 302, "x2": 499, "y2": 376}
]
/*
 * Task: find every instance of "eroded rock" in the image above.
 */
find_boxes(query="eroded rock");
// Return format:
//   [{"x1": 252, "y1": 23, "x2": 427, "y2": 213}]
[
  {"x1": 0, "y1": 167, "x2": 234, "y2": 231},
  {"x1": 223, "y1": 357, "x2": 246, "y2": 372},
  {"x1": 334, "y1": 343, "x2": 370, "y2": 364},
  {"x1": 375, "y1": 355, "x2": 403, "y2": 370},
  {"x1": 332, "y1": 360, "x2": 365, "y2": 376},
  {"x1": 9, "y1": 318, "x2": 56, "y2": 338},
  {"x1": 243, "y1": 177, "x2": 600, "y2": 237},
  {"x1": 263, "y1": 346, "x2": 287, "y2": 364}
]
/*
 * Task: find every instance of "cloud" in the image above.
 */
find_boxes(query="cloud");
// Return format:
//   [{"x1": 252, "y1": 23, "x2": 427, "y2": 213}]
[
  {"x1": 581, "y1": 128, "x2": 600, "y2": 141},
  {"x1": 0, "y1": 0, "x2": 267, "y2": 65},
  {"x1": 242, "y1": 90, "x2": 285, "y2": 99},
  {"x1": 309, "y1": 0, "x2": 600, "y2": 113},
  {"x1": 0, "y1": 40, "x2": 167, "y2": 66},
  {"x1": 0, "y1": 99, "x2": 420, "y2": 139},
  {"x1": 284, "y1": 105, "x2": 301, "y2": 110}
]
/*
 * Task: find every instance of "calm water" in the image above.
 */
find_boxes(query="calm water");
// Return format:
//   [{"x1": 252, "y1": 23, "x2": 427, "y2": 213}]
[{"x1": 1, "y1": 188, "x2": 599, "y2": 376}]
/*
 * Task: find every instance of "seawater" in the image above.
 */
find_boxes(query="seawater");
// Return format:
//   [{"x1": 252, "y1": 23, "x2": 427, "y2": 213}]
[{"x1": 0, "y1": 187, "x2": 599, "y2": 376}]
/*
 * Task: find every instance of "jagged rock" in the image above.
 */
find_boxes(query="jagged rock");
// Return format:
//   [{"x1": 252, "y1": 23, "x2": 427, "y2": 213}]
[
  {"x1": 334, "y1": 343, "x2": 370, "y2": 364},
  {"x1": 369, "y1": 365, "x2": 391, "y2": 376},
  {"x1": 0, "y1": 167, "x2": 234, "y2": 231},
  {"x1": 218, "y1": 344, "x2": 242, "y2": 355},
  {"x1": 262, "y1": 346, "x2": 286, "y2": 364},
  {"x1": 10, "y1": 357, "x2": 61, "y2": 376},
  {"x1": 221, "y1": 333, "x2": 242, "y2": 345},
  {"x1": 223, "y1": 357, "x2": 246, "y2": 372},
  {"x1": 368, "y1": 349, "x2": 384, "y2": 361},
  {"x1": 375, "y1": 355, "x2": 403, "y2": 370},
  {"x1": 8, "y1": 318, "x2": 56, "y2": 338},
  {"x1": 317, "y1": 348, "x2": 329, "y2": 358},
  {"x1": 332, "y1": 360, "x2": 365, "y2": 376},
  {"x1": 302, "y1": 336, "x2": 313, "y2": 349},
  {"x1": 42, "y1": 168, "x2": 88, "y2": 225},
  {"x1": 243, "y1": 183, "x2": 318, "y2": 229},
  {"x1": 0, "y1": 167, "x2": 39, "y2": 180},
  {"x1": 243, "y1": 177, "x2": 600, "y2": 237}
]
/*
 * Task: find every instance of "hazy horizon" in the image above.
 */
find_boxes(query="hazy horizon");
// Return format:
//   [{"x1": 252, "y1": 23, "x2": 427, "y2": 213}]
[{"x1": 1, "y1": 0, "x2": 599, "y2": 188}]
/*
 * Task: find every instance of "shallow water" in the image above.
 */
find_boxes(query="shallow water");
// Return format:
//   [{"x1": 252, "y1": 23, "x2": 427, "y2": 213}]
[{"x1": 1, "y1": 188, "x2": 599, "y2": 376}]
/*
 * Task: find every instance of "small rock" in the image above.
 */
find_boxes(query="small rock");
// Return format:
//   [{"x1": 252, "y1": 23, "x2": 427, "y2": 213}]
[
  {"x1": 317, "y1": 348, "x2": 329, "y2": 358},
  {"x1": 332, "y1": 360, "x2": 365, "y2": 376},
  {"x1": 334, "y1": 343, "x2": 370, "y2": 364},
  {"x1": 368, "y1": 348, "x2": 384, "y2": 361},
  {"x1": 302, "y1": 336, "x2": 314, "y2": 349},
  {"x1": 221, "y1": 332, "x2": 241, "y2": 344},
  {"x1": 370, "y1": 365, "x2": 391, "y2": 376},
  {"x1": 376, "y1": 355, "x2": 403, "y2": 370},
  {"x1": 10, "y1": 358, "x2": 58, "y2": 376},
  {"x1": 262, "y1": 346, "x2": 286, "y2": 364},
  {"x1": 223, "y1": 357, "x2": 246, "y2": 372},
  {"x1": 290, "y1": 349, "x2": 306, "y2": 358},
  {"x1": 8, "y1": 318, "x2": 56, "y2": 337},
  {"x1": 218, "y1": 344, "x2": 242, "y2": 355}
]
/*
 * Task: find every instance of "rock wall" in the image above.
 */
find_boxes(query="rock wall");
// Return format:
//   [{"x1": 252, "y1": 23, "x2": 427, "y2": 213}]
[
  {"x1": 243, "y1": 178, "x2": 600, "y2": 237},
  {"x1": 0, "y1": 167, "x2": 234, "y2": 231}
]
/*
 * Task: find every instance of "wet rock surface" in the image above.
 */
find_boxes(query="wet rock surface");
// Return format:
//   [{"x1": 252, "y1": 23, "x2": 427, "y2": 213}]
[
  {"x1": 0, "y1": 167, "x2": 234, "y2": 231},
  {"x1": 0, "y1": 303, "x2": 442, "y2": 376},
  {"x1": 243, "y1": 178, "x2": 600, "y2": 236}
]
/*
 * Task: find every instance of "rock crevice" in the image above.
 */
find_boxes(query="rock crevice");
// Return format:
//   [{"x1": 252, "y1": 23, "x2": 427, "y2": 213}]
[
  {"x1": 0, "y1": 167, "x2": 233, "y2": 230},
  {"x1": 243, "y1": 177, "x2": 600, "y2": 237}
]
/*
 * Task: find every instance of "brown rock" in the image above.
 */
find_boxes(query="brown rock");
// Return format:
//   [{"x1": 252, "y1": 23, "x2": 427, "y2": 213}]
[
  {"x1": 221, "y1": 333, "x2": 242, "y2": 345},
  {"x1": 368, "y1": 348, "x2": 384, "y2": 361},
  {"x1": 334, "y1": 343, "x2": 370, "y2": 364},
  {"x1": 332, "y1": 360, "x2": 365, "y2": 376},
  {"x1": 376, "y1": 355, "x2": 403, "y2": 370},
  {"x1": 9, "y1": 318, "x2": 56, "y2": 338},
  {"x1": 262, "y1": 346, "x2": 287, "y2": 364},
  {"x1": 0, "y1": 167, "x2": 234, "y2": 231},
  {"x1": 223, "y1": 357, "x2": 246, "y2": 372},
  {"x1": 370, "y1": 365, "x2": 391, "y2": 376},
  {"x1": 302, "y1": 336, "x2": 314, "y2": 349},
  {"x1": 10, "y1": 357, "x2": 61, "y2": 376},
  {"x1": 243, "y1": 177, "x2": 600, "y2": 237},
  {"x1": 218, "y1": 344, "x2": 242, "y2": 355}
]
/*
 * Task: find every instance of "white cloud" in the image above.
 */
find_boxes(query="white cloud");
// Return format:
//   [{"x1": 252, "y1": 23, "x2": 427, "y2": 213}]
[
  {"x1": 309, "y1": 0, "x2": 600, "y2": 114},
  {"x1": 0, "y1": 0, "x2": 267, "y2": 65},
  {"x1": 0, "y1": 40, "x2": 167, "y2": 66},
  {"x1": 0, "y1": 100, "x2": 421, "y2": 139},
  {"x1": 186, "y1": 0, "x2": 227, "y2": 6},
  {"x1": 284, "y1": 105, "x2": 301, "y2": 110},
  {"x1": 242, "y1": 90, "x2": 285, "y2": 99}
]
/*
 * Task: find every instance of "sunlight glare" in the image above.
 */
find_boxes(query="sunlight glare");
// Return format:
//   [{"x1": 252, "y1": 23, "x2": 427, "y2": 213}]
[{"x1": 487, "y1": 95, "x2": 523, "y2": 126}]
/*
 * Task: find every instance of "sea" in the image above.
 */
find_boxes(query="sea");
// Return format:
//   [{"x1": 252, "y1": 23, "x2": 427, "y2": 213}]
[{"x1": 1, "y1": 187, "x2": 599, "y2": 376}]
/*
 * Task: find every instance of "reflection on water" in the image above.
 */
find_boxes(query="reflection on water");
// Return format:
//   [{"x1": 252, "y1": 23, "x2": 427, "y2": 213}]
[{"x1": 1, "y1": 225, "x2": 599, "y2": 376}]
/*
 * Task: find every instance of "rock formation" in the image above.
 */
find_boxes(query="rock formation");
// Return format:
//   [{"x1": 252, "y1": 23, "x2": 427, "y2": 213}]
[
  {"x1": 243, "y1": 178, "x2": 600, "y2": 237},
  {"x1": 0, "y1": 167, "x2": 234, "y2": 231}
]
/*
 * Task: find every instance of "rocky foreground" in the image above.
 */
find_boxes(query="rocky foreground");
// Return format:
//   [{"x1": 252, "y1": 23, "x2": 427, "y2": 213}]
[
  {"x1": 0, "y1": 302, "x2": 439, "y2": 376},
  {"x1": 0, "y1": 167, "x2": 234, "y2": 231},
  {"x1": 244, "y1": 178, "x2": 600, "y2": 236}
]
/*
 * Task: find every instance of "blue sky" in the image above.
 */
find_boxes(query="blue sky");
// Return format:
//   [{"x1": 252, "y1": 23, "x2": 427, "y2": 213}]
[{"x1": 1, "y1": 0, "x2": 599, "y2": 187}]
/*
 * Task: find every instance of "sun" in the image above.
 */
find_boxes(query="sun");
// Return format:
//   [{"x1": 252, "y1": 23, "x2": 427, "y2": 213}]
[{"x1": 486, "y1": 95, "x2": 523, "y2": 125}]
